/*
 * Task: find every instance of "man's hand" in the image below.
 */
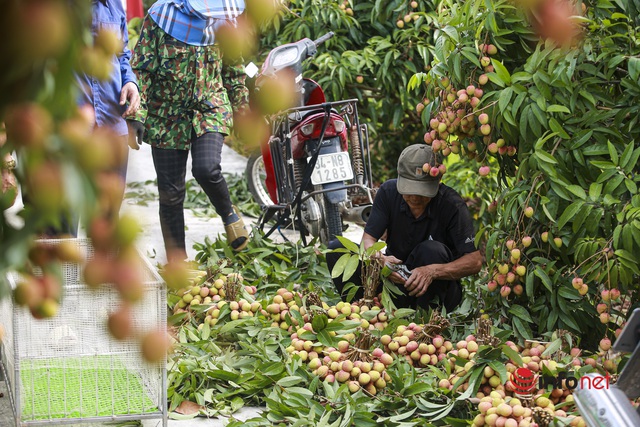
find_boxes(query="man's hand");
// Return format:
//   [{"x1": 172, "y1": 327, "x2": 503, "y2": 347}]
[
  {"x1": 127, "y1": 120, "x2": 144, "y2": 150},
  {"x1": 120, "y1": 82, "x2": 140, "y2": 117},
  {"x1": 404, "y1": 265, "x2": 439, "y2": 297},
  {"x1": 380, "y1": 254, "x2": 406, "y2": 284}
]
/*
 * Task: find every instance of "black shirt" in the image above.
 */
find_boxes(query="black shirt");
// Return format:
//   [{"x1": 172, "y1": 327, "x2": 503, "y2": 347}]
[{"x1": 364, "y1": 179, "x2": 477, "y2": 262}]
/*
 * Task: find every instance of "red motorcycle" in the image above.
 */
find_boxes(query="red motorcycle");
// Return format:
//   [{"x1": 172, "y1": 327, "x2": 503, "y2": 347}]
[{"x1": 246, "y1": 32, "x2": 375, "y2": 244}]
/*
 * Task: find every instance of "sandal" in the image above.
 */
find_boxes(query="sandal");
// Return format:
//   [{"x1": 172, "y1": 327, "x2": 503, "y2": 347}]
[{"x1": 224, "y1": 206, "x2": 249, "y2": 252}]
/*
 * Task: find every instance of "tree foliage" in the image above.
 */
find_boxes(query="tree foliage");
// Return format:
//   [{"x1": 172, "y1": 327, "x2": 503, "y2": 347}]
[
  {"x1": 410, "y1": 0, "x2": 640, "y2": 349},
  {"x1": 258, "y1": 0, "x2": 640, "y2": 348}
]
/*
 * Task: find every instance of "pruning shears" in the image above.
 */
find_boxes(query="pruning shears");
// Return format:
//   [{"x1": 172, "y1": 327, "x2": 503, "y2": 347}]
[{"x1": 383, "y1": 263, "x2": 412, "y2": 281}]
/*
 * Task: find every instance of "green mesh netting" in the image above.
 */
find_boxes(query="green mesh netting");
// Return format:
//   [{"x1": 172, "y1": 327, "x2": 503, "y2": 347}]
[{"x1": 19, "y1": 356, "x2": 157, "y2": 420}]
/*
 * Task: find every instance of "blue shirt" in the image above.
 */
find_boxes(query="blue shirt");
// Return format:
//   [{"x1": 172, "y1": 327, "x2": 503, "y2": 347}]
[{"x1": 76, "y1": 0, "x2": 137, "y2": 136}]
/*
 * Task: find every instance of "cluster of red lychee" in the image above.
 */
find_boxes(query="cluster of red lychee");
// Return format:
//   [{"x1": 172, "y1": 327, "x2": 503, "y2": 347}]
[
  {"x1": 380, "y1": 324, "x2": 452, "y2": 368},
  {"x1": 172, "y1": 271, "x2": 258, "y2": 325},
  {"x1": 486, "y1": 237, "x2": 531, "y2": 298},
  {"x1": 13, "y1": 240, "x2": 84, "y2": 319},
  {"x1": 597, "y1": 288, "x2": 622, "y2": 326},
  {"x1": 395, "y1": 1, "x2": 420, "y2": 28},
  {"x1": 338, "y1": 0, "x2": 354, "y2": 16},
  {"x1": 422, "y1": 162, "x2": 447, "y2": 178},
  {"x1": 418, "y1": 42, "x2": 518, "y2": 178}
]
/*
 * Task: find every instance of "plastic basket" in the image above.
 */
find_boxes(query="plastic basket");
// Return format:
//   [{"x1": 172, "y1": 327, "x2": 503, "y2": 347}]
[{"x1": 0, "y1": 238, "x2": 168, "y2": 426}]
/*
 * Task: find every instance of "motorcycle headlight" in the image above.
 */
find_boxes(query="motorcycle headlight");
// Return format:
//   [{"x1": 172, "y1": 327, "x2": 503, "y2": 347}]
[
  {"x1": 333, "y1": 120, "x2": 345, "y2": 133},
  {"x1": 301, "y1": 123, "x2": 315, "y2": 136}
]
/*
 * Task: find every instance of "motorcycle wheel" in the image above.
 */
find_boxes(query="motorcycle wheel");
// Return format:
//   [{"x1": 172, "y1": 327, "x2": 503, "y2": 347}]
[
  {"x1": 245, "y1": 151, "x2": 274, "y2": 208},
  {"x1": 317, "y1": 193, "x2": 343, "y2": 244}
]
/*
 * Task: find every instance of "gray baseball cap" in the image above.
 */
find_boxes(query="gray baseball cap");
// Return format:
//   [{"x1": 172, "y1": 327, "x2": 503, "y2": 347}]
[{"x1": 397, "y1": 144, "x2": 440, "y2": 198}]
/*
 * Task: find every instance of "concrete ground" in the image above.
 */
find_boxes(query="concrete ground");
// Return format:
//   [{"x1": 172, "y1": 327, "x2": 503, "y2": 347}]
[{"x1": 1, "y1": 143, "x2": 364, "y2": 426}]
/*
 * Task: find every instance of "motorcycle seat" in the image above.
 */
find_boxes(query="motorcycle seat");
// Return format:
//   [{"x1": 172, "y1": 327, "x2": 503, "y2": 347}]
[{"x1": 287, "y1": 107, "x2": 340, "y2": 124}]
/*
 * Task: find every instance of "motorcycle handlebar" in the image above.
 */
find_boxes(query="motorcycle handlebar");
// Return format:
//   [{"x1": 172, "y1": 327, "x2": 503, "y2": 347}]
[{"x1": 313, "y1": 32, "x2": 334, "y2": 47}]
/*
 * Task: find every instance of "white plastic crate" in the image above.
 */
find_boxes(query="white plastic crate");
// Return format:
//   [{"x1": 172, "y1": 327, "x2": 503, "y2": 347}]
[{"x1": 0, "y1": 238, "x2": 168, "y2": 426}]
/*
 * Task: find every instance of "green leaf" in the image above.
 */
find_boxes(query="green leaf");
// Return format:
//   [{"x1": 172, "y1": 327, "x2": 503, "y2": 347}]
[
  {"x1": 549, "y1": 118, "x2": 570, "y2": 139},
  {"x1": 392, "y1": 308, "x2": 416, "y2": 319},
  {"x1": 208, "y1": 369, "x2": 240, "y2": 381},
  {"x1": 570, "y1": 130, "x2": 593, "y2": 150},
  {"x1": 312, "y1": 314, "x2": 329, "y2": 332},
  {"x1": 486, "y1": 232, "x2": 499, "y2": 264},
  {"x1": 588, "y1": 183, "x2": 603, "y2": 201},
  {"x1": 623, "y1": 147, "x2": 640, "y2": 174},
  {"x1": 628, "y1": 57, "x2": 640, "y2": 81},
  {"x1": 403, "y1": 382, "x2": 432, "y2": 396},
  {"x1": 342, "y1": 254, "x2": 361, "y2": 282},
  {"x1": 566, "y1": 185, "x2": 587, "y2": 200},
  {"x1": 619, "y1": 142, "x2": 635, "y2": 170},
  {"x1": 535, "y1": 150, "x2": 557, "y2": 164},
  {"x1": 201, "y1": 321, "x2": 211, "y2": 341},
  {"x1": 491, "y1": 58, "x2": 511, "y2": 85},
  {"x1": 284, "y1": 387, "x2": 314, "y2": 398},
  {"x1": 460, "y1": 47, "x2": 482, "y2": 68},
  {"x1": 608, "y1": 141, "x2": 619, "y2": 165},
  {"x1": 501, "y1": 344, "x2": 523, "y2": 366},
  {"x1": 277, "y1": 376, "x2": 304, "y2": 387},
  {"x1": 547, "y1": 105, "x2": 571, "y2": 114},
  {"x1": 558, "y1": 311, "x2": 581, "y2": 332},
  {"x1": 526, "y1": 272, "x2": 534, "y2": 300},
  {"x1": 331, "y1": 253, "x2": 350, "y2": 279},
  {"x1": 388, "y1": 408, "x2": 418, "y2": 422},
  {"x1": 317, "y1": 330, "x2": 339, "y2": 347},
  {"x1": 541, "y1": 338, "x2": 562, "y2": 358},
  {"x1": 557, "y1": 286, "x2": 580, "y2": 299},
  {"x1": 557, "y1": 201, "x2": 584, "y2": 230},
  {"x1": 508, "y1": 305, "x2": 534, "y2": 323},
  {"x1": 488, "y1": 360, "x2": 508, "y2": 384},
  {"x1": 498, "y1": 87, "x2": 513, "y2": 113},
  {"x1": 442, "y1": 25, "x2": 459, "y2": 43},
  {"x1": 512, "y1": 317, "x2": 532, "y2": 340},
  {"x1": 534, "y1": 267, "x2": 553, "y2": 292},
  {"x1": 336, "y1": 236, "x2": 360, "y2": 254}
]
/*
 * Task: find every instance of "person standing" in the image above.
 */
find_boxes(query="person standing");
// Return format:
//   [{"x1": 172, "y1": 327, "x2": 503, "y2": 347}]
[
  {"x1": 327, "y1": 144, "x2": 483, "y2": 312},
  {"x1": 127, "y1": 0, "x2": 250, "y2": 261},
  {"x1": 39, "y1": 0, "x2": 139, "y2": 236},
  {"x1": 78, "y1": 0, "x2": 140, "y2": 179}
]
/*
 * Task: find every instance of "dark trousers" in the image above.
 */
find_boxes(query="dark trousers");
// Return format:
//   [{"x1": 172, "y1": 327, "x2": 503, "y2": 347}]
[
  {"x1": 152, "y1": 131, "x2": 233, "y2": 258},
  {"x1": 326, "y1": 240, "x2": 463, "y2": 312}
]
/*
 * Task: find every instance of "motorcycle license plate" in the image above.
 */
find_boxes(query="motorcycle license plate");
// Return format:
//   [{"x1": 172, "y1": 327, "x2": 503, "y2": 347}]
[{"x1": 310, "y1": 152, "x2": 354, "y2": 185}]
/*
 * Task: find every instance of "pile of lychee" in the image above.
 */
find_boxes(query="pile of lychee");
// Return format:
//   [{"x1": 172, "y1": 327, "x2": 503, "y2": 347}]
[
  {"x1": 306, "y1": 344, "x2": 393, "y2": 396},
  {"x1": 473, "y1": 392, "x2": 586, "y2": 427},
  {"x1": 380, "y1": 323, "x2": 454, "y2": 368},
  {"x1": 172, "y1": 270, "x2": 259, "y2": 326}
]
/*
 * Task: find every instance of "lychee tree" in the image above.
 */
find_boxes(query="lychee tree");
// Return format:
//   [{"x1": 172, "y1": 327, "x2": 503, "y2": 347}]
[{"x1": 408, "y1": 0, "x2": 640, "y2": 350}]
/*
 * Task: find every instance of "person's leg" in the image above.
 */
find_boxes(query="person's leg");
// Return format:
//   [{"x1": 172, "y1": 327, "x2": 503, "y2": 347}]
[
  {"x1": 103, "y1": 135, "x2": 129, "y2": 220},
  {"x1": 190, "y1": 132, "x2": 247, "y2": 249},
  {"x1": 404, "y1": 240, "x2": 462, "y2": 312},
  {"x1": 152, "y1": 147, "x2": 189, "y2": 260},
  {"x1": 115, "y1": 135, "x2": 129, "y2": 184},
  {"x1": 326, "y1": 238, "x2": 364, "y2": 301}
]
